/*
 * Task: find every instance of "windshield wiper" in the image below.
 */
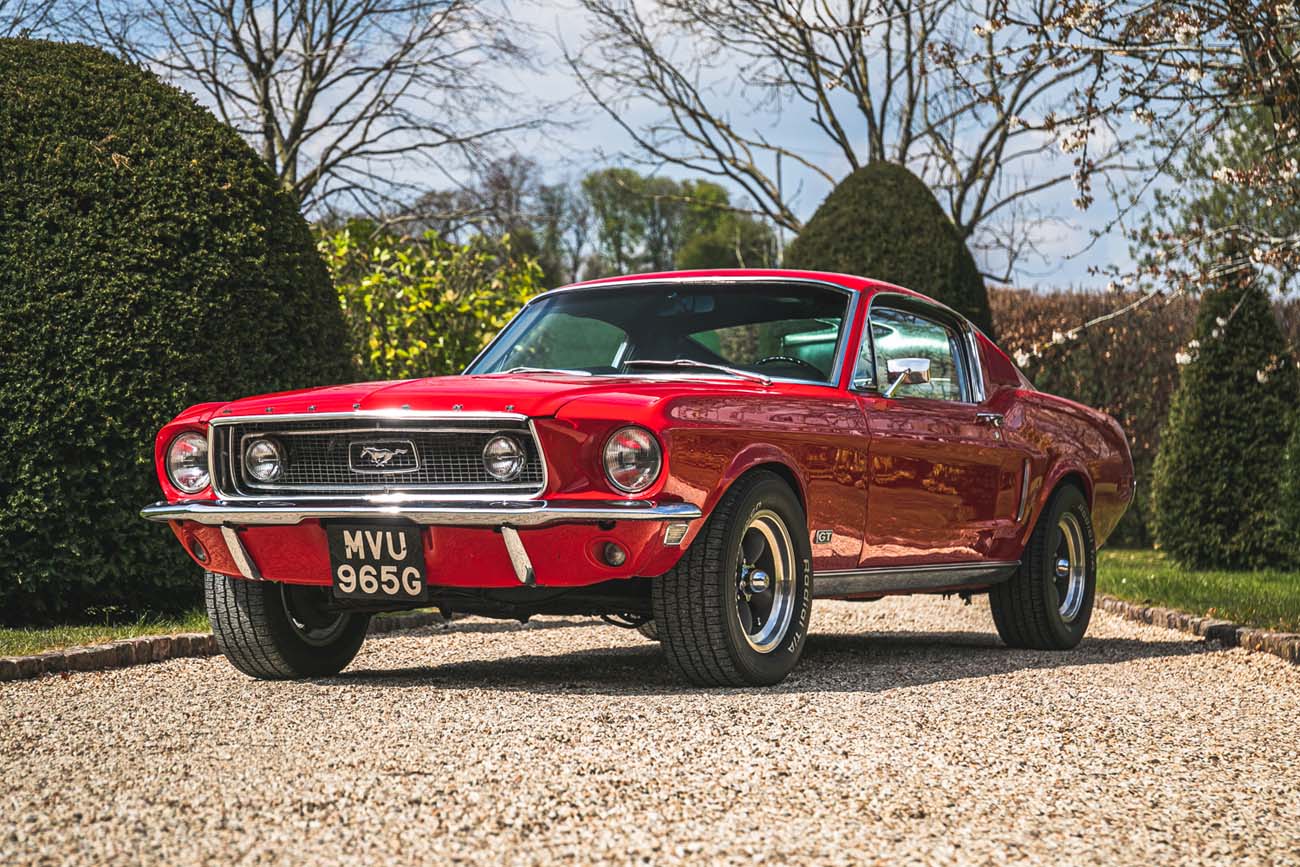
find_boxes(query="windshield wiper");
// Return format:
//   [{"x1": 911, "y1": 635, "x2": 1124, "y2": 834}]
[
  {"x1": 496, "y1": 366, "x2": 593, "y2": 376},
  {"x1": 623, "y1": 359, "x2": 772, "y2": 385}
]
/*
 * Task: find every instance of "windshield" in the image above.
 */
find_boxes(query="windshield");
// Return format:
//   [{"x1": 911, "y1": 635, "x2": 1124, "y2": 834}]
[{"x1": 467, "y1": 283, "x2": 851, "y2": 384}]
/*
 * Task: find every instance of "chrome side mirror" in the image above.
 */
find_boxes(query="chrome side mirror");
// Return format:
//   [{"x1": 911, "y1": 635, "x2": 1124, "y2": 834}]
[{"x1": 883, "y1": 357, "x2": 931, "y2": 398}]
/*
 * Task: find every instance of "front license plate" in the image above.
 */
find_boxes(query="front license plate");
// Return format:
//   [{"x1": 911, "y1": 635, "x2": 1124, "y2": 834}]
[{"x1": 327, "y1": 524, "x2": 426, "y2": 601}]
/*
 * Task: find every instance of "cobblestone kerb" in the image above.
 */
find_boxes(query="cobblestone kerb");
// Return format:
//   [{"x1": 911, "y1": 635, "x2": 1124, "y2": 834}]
[
  {"x1": 0, "y1": 612, "x2": 449, "y2": 682},
  {"x1": 1096, "y1": 595, "x2": 1299, "y2": 663}
]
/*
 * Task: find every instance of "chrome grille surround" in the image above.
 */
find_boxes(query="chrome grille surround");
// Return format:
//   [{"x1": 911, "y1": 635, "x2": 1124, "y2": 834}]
[{"x1": 209, "y1": 412, "x2": 547, "y2": 500}]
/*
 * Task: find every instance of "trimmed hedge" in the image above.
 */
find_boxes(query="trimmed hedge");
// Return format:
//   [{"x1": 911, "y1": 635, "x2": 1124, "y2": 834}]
[
  {"x1": 785, "y1": 163, "x2": 994, "y2": 335},
  {"x1": 321, "y1": 221, "x2": 543, "y2": 381},
  {"x1": 1151, "y1": 274, "x2": 1298, "y2": 569},
  {"x1": 0, "y1": 40, "x2": 354, "y2": 624}
]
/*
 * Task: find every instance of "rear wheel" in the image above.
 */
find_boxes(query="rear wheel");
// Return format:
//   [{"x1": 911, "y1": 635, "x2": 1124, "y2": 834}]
[
  {"x1": 653, "y1": 471, "x2": 812, "y2": 686},
  {"x1": 204, "y1": 571, "x2": 370, "y2": 679},
  {"x1": 989, "y1": 485, "x2": 1096, "y2": 649}
]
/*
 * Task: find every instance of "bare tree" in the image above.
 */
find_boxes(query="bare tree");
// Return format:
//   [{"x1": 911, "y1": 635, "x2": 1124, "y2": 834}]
[
  {"x1": 1, "y1": 0, "x2": 65, "y2": 35},
  {"x1": 568, "y1": 0, "x2": 1123, "y2": 279},
  {"x1": 994, "y1": 0, "x2": 1300, "y2": 291},
  {"x1": 86, "y1": 0, "x2": 543, "y2": 213}
]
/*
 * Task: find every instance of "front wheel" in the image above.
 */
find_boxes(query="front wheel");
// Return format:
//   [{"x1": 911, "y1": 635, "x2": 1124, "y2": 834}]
[
  {"x1": 653, "y1": 471, "x2": 813, "y2": 686},
  {"x1": 989, "y1": 484, "x2": 1096, "y2": 650},
  {"x1": 204, "y1": 571, "x2": 371, "y2": 679}
]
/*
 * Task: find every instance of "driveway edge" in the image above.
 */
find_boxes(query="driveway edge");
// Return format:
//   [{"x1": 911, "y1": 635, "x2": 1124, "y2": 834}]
[
  {"x1": 0, "y1": 611, "x2": 449, "y2": 683},
  {"x1": 1098, "y1": 595, "x2": 1299, "y2": 664}
]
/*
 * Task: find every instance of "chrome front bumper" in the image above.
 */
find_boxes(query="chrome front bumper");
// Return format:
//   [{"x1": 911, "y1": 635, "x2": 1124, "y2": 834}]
[
  {"x1": 139, "y1": 498, "x2": 703, "y2": 527},
  {"x1": 143, "y1": 498, "x2": 703, "y2": 587}
]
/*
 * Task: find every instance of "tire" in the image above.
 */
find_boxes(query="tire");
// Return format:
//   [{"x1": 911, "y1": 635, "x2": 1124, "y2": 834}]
[
  {"x1": 990, "y1": 484, "x2": 1096, "y2": 650},
  {"x1": 636, "y1": 620, "x2": 659, "y2": 642},
  {"x1": 204, "y1": 571, "x2": 371, "y2": 679},
  {"x1": 653, "y1": 471, "x2": 813, "y2": 686}
]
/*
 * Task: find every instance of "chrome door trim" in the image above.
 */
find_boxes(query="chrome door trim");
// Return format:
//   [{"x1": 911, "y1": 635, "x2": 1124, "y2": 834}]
[
  {"x1": 813, "y1": 560, "x2": 1020, "y2": 598},
  {"x1": 851, "y1": 290, "x2": 984, "y2": 403}
]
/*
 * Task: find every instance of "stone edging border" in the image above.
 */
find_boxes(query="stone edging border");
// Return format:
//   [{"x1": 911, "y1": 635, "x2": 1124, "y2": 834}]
[
  {"x1": 4, "y1": 600, "x2": 1296, "y2": 683},
  {"x1": 0, "y1": 611, "x2": 449, "y2": 683},
  {"x1": 1097, "y1": 595, "x2": 1299, "y2": 664}
]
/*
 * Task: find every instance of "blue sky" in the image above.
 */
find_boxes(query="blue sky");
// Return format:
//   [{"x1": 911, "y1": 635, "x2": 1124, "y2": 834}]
[{"x1": 504, "y1": 1, "x2": 1141, "y2": 291}]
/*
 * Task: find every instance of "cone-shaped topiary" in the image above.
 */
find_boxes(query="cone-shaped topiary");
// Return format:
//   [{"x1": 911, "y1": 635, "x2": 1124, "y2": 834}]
[
  {"x1": 1151, "y1": 271, "x2": 1298, "y2": 569},
  {"x1": 0, "y1": 39, "x2": 354, "y2": 623},
  {"x1": 784, "y1": 162, "x2": 994, "y2": 335},
  {"x1": 1280, "y1": 414, "x2": 1300, "y2": 566}
]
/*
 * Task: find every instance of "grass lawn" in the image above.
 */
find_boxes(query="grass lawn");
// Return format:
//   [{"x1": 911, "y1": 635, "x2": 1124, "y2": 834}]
[
  {"x1": 0, "y1": 606, "x2": 441, "y2": 657},
  {"x1": 0, "y1": 610, "x2": 211, "y2": 657},
  {"x1": 1100, "y1": 548, "x2": 1300, "y2": 633}
]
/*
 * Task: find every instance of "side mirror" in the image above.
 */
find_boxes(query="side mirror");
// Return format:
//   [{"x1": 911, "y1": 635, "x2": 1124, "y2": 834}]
[{"x1": 884, "y1": 357, "x2": 931, "y2": 398}]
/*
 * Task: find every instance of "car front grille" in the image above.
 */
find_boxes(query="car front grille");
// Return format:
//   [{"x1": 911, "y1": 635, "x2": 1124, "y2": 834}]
[{"x1": 210, "y1": 416, "x2": 546, "y2": 498}]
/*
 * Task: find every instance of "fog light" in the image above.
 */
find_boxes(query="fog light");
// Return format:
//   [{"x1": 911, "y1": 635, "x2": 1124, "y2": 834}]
[
  {"x1": 602, "y1": 542, "x2": 627, "y2": 567},
  {"x1": 191, "y1": 538, "x2": 209, "y2": 563}
]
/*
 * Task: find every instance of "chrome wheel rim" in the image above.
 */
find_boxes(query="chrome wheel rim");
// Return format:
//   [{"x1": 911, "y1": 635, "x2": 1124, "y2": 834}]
[
  {"x1": 1054, "y1": 512, "x2": 1088, "y2": 622},
  {"x1": 735, "y1": 509, "x2": 797, "y2": 653},
  {"x1": 280, "y1": 585, "x2": 349, "y2": 647}
]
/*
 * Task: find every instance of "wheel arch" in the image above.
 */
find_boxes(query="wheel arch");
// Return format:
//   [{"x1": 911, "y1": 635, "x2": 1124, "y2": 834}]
[
  {"x1": 1020, "y1": 461, "x2": 1094, "y2": 547},
  {"x1": 696, "y1": 445, "x2": 810, "y2": 530}
]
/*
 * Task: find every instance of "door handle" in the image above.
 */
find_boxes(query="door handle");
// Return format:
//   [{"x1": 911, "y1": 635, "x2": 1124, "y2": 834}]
[{"x1": 976, "y1": 412, "x2": 1004, "y2": 428}]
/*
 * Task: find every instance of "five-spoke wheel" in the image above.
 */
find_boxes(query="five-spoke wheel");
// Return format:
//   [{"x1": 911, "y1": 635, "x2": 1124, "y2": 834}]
[
  {"x1": 735, "y1": 510, "x2": 798, "y2": 654},
  {"x1": 990, "y1": 484, "x2": 1096, "y2": 649},
  {"x1": 654, "y1": 471, "x2": 812, "y2": 686}
]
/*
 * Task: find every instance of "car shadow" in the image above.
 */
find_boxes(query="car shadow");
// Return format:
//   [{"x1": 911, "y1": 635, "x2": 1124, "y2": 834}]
[
  {"x1": 329, "y1": 623, "x2": 1211, "y2": 697},
  {"x1": 366, "y1": 618, "x2": 594, "y2": 640}
]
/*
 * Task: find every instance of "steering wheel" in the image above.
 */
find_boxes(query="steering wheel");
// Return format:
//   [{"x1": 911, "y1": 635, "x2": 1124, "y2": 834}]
[{"x1": 755, "y1": 355, "x2": 823, "y2": 377}]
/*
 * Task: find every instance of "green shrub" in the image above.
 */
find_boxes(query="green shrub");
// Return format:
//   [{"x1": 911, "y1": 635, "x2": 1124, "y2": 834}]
[
  {"x1": 784, "y1": 163, "x2": 994, "y2": 335},
  {"x1": 1151, "y1": 273, "x2": 1298, "y2": 568},
  {"x1": 321, "y1": 221, "x2": 543, "y2": 380},
  {"x1": 1281, "y1": 414, "x2": 1300, "y2": 565},
  {"x1": 0, "y1": 40, "x2": 354, "y2": 624}
]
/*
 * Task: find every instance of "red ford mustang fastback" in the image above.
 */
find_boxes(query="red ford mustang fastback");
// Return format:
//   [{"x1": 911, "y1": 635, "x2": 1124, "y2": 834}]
[{"x1": 143, "y1": 270, "x2": 1134, "y2": 686}]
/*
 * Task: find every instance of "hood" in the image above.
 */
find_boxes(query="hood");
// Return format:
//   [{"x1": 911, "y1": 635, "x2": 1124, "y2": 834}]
[{"x1": 207, "y1": 372, "x2": 777, "y2": 421}]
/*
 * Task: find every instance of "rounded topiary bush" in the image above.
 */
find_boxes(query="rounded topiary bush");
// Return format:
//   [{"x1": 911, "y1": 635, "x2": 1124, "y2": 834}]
[
  {"x1": 784, "y1": 162, "x2": 994, "y2": 335},
  {"x1": 0, "y1": 39, "x2": 354, "y2": 623},
  {"x1": 1151, "y1": 273, "x2": 1298, "y2": 569}
]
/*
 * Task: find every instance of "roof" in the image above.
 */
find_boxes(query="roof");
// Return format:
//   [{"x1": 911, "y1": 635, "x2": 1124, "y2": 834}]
[{"x1": 556, "y1": 268, "x2": 929, "y2": 302}]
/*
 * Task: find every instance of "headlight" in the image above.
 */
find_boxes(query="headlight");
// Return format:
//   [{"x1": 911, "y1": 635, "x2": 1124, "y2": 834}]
[
  {"x1": 603, "y1": 426, "x2": 662, "y2": 493},
  {"x1": 167, "y1": 432, "x2": 210, "y2": 494},
  {"x1": 483, "y1": 435, "x2": 525, "y2": 481},
  {"x1": 244, "y1": 437, "x2": 286, "y2": 483}
]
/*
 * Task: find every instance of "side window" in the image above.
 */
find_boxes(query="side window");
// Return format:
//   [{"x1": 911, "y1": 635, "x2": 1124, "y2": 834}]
[{"x1": 853, "y1": 306, "x2": 968, "y2": 401}]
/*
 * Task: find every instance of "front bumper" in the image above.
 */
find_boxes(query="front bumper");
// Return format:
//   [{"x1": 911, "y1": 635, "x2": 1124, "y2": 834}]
[
  {"x1": 142, "y1": 498, "x2": 703, "y2": 588},
  {"x1": 140, "y1": 498, "x2": 701, "y2": 527}
]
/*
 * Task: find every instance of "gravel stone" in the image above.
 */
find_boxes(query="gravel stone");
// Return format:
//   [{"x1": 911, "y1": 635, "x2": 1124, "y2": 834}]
[{"x1": 2, "y1": 596, "x2": 1298, "y2": 865}]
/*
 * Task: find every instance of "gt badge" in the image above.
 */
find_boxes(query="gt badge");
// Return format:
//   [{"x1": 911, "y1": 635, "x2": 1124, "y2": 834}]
[{"x1": 813, "y1": 529, "x2": 833, "y2": 544}]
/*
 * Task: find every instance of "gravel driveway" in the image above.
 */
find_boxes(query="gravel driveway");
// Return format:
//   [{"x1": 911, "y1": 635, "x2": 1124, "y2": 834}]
[{"x1": 3, "y1": 595, "x2": 1298, "y2": 866}]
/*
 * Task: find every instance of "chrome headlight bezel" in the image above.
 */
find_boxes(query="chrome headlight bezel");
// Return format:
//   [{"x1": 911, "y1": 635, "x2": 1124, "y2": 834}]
[
  {"x1": 482, "y1": 434, "x2": 525, "y2": 482},
  {"x1": 602, "y1": 426, "x2": 663, "y2": 494},
  {"x1": 243, "y1": 437, "x2": 286, "y2": 483},
  {"x1": 166, "y1": 431, "x2": 211, "y2": 494}
]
